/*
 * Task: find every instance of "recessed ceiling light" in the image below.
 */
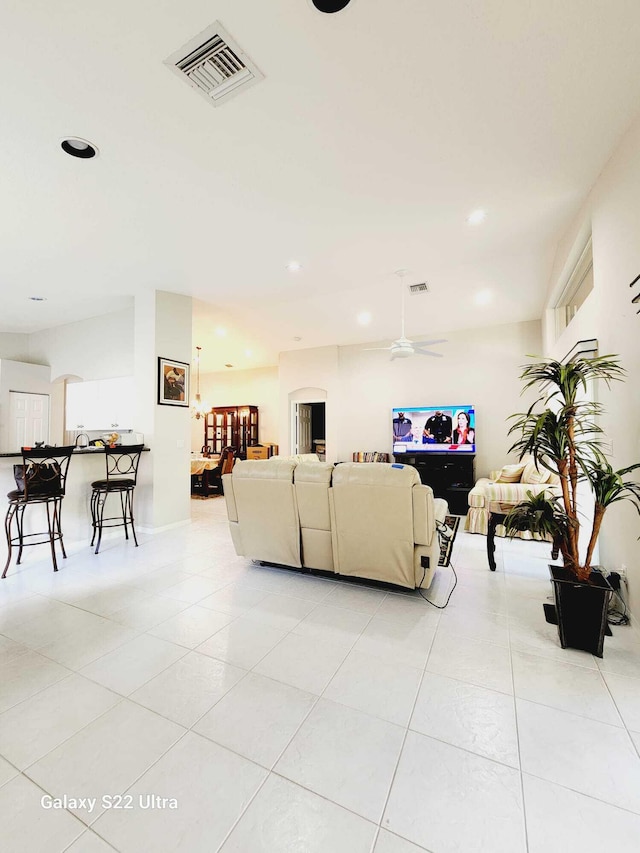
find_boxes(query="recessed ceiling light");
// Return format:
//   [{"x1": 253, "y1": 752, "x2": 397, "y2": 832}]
[
  {"x1": 466, "y1": 209, "x2": 487, "y2": 225},
  {"x1": 293, "y1": 336, "x2": 302, "y2": 342},
  {"x1": 357, "y1": 311, "x2": 372, "y2": 325},
  {"x1": 215, "y1": 327, "x2": 227, "y2": 337},
  {"x1": 60, "y1": 137, "x2": 98, "y2": 159},
  {"x1": 224, "y1": 363, "x2": 234, "y2": 368},
  {"x1": 245, "y1": 349, "x2": 253, "y2": 357},
  {"x1": 474, "y1": 289, "x2": 493, "y2": 305},
  {"x1": 28, "y1": 296, "x2": 47, "y2": 302},
  {"x1": 286, "y1": 261, "x2": 302, "y2": 272},
  {"x1": 312, "y1": 0, "x2": 353, "y2": 12}
]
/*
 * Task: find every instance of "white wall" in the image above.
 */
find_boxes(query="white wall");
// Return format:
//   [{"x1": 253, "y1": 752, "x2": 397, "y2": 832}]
[
  {"x1": 336, "y1": 320, "x2": 542, "y2": 476},
  {"x1": 28, "y1": 309, "x2": 134, "y2": 381},
  {"x1": 191, "y1": 366, "x2": 279, "y2": 452},
  {"x1": 543, "y1": 112, "x2": 640, "y2": 618},
  {"x1": 0, "y1": 333, "x2": 30, "y2": 362},
  {"x1": 277, "y1": 322, "x2": 541, "y2": 475},
  {"x1": 279, "y1": 347, "x2": 340, "y2": 461}
]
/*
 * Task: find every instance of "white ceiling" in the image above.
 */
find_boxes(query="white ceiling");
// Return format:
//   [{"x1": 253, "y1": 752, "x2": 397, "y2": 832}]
[{"x1": 2, "y1": 1, "x2": 640, "y2": 372}]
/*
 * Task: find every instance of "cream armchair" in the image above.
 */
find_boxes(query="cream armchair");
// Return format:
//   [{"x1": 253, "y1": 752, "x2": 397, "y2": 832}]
[
  {"x1": 223, "y1": 460, "x2": 448, "y2": 589},
  {"x1": 464, "y1": 457, "x2": 561, "y2": 540}
]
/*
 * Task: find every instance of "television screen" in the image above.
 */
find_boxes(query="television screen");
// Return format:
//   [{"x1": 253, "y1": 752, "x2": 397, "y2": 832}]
[{"x1": 392, "y1": 406, "x2": 476, "y2": 453}]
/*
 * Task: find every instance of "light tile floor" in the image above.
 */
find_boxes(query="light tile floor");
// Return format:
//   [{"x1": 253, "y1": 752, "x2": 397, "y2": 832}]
[{"x1": 0, "y1": 498, "x2": 639, "y2": 851}]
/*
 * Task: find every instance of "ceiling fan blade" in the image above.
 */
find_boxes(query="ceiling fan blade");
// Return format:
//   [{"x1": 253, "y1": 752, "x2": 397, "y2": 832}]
[
  {"x1": 363, "y1": 346, "x2": 392, "y2": 351},
  {"x1": 410, "y1": 338, "x2": 447, "y2": 348},
  {"x1": 414, "y1": 349, "x2": 444, "y2": 357}
]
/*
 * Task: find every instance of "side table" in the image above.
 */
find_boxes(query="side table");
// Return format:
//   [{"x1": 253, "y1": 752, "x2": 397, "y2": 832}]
[{"x1": 487, "y1": 500, "x2": 560, "y2": 571}]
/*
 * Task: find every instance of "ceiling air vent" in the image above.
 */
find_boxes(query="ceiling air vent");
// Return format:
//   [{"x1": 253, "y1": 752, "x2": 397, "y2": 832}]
[
  {"x1": 409, "y1": 282, "x2": 430, "y2": 294},
  {"x1": 165, "y1": 22, "x2": 263, "y2": 107}
]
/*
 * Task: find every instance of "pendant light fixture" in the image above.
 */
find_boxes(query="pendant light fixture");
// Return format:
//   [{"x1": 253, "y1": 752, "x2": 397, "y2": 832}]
[{"x1": 192, "y1": 346, "x2": 206, "y2": 419}]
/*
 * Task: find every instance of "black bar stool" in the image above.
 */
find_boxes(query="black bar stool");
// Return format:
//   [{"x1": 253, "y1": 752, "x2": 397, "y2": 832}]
[
  {"x1": 90, "y1": 445, "x2": 144, "y2": 554},
  {"x1": 3, "y1": 446, "x2": 75, "y2": 578}
]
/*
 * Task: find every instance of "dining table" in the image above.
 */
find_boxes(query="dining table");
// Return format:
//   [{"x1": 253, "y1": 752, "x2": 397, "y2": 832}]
[
  {"x1": 190, "y1": 455, "x2": 221, "y2": 476},
  {"x1": 190, "y1": 455, "x2": 222, "y2": 497}
]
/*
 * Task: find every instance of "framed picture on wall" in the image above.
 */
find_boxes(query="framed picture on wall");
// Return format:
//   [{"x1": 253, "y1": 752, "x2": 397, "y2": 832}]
[{"x1": 158, "y1": 357, "x2": 190, "y2": 407}]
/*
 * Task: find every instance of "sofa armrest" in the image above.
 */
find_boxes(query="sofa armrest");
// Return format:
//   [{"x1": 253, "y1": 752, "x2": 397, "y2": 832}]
[
  {"x1": 433, "y1": 498, "x2": 448, "y2": 524},
  {"x1": 481, "y1": 481, "x2": 561, "y2": 506},
  {"x1": 222, "y1": 473, "x2": 238, "y2": 522},
  {"x1": 412, "y1": 484, "x2": 435, "y2": 546},
  {"x1": 468, "y1": 478, "x2": 496, "y2": 509}
]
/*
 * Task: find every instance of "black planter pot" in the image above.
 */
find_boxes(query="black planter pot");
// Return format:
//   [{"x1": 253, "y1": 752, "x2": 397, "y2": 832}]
[{"x1": 549, "y1": 565, "x2": 612, "y2": 658}]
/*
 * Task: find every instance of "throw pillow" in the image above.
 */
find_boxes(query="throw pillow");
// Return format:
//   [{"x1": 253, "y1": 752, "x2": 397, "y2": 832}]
[
  {"x1": 521, "y1": 460, "x2": 551, "y2": 485},
  {"x1": 495, "y1": 463, "x2": 525, "y2": 484}
]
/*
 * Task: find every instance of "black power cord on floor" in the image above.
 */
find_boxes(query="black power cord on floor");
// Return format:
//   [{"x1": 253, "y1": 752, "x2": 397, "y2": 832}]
[
  {"x1": 605, "y1": 571, "x2": 630, "y2": 626},
  {"x1": 416, "y1": 520, "x2": 458, "y2": 609}
]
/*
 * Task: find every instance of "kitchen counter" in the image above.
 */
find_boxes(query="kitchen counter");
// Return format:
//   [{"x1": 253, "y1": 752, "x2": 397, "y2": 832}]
[
  {"x1": 0, "y1": 449, "x2": 151, "y2": 565},
  {"x1": 0, "y1": 447, "x2": 149, "y2": 457}
]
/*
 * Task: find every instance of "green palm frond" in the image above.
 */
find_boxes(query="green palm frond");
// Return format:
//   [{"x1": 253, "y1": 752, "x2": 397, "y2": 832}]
[
  {"x1": 584, "y1": 460, "x2": 640, "y2": 512},
  {"x1": 519, "y1": 355, "x2": 625, "y2": 408},
  {"x1": 509, "y1": 353, "x2": 637, "y2": 579},
  {"x1": 504, "y1": 491, "x2": 574, "y2": 539}
]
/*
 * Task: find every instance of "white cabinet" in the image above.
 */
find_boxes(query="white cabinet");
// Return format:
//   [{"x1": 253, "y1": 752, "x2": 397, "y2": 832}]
[
  {"x1": 66, "y1": 381, "x2": 98, "y2": 431},
  {"x1": 66, "y1": 377, "x2": 135, "y2": 431},
  {"x1": 99, "y1": 377, "x2": 135, "y2": 430}
]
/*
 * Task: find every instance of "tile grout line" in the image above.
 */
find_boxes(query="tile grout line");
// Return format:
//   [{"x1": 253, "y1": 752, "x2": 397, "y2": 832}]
[
  {"x1": 197, "y1": 591, "x2": 389, "y2": 851},
  {"x1": 596, "y1": 653, "x2": 640, "y2": 760},
  {"x1": 369, "y1": 605, "x2": 441, "y2": 849},
  {"x1": 520, "y1": 767, "x2": 640, "y2": 819},
  {"x1": 4, "y1": 534, "x2": 445, "y2": 844},
  {"x1": 8, "y1": 570, "x2": 388, "y2": 847},
  {"x1": 4, "y1": 517, "x2": 639, "y2": 849},
  {"x1": 507, "y1": 571, "x2": 531, "y2": 853}
]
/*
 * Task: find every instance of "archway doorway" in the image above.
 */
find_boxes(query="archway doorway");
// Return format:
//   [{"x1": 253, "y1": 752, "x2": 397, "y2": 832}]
[{"x1": 289, "y1": 387, "x2": 327, "y2": 458}]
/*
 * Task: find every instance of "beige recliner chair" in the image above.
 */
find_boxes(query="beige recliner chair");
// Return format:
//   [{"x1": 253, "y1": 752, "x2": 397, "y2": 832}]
[
  {"x1": 224, "y1": 459, "x2": 302, "y2": 567},
  {"x1": 329, "y1": 463, "x2": 447, "y2": 589}
]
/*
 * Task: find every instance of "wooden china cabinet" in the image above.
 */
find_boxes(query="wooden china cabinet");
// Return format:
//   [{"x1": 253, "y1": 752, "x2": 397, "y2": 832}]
[{"x1": 204, "y1": 406, "x2": 259, "y2": 459}]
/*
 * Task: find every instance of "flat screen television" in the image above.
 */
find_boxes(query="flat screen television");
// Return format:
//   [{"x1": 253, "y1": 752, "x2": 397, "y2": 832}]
[{"x1": 392, "y1": 405, "x2": 476, "y2": 453}]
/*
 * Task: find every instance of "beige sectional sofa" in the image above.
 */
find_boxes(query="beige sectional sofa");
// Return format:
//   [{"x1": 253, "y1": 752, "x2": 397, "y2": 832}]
[{"x1": 223, "y1": 460, "x2": 448, "y2": 589}]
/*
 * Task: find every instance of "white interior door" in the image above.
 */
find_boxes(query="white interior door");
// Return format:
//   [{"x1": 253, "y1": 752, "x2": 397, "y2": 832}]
[
  {"x1": 297, "y1": 403, "x2": 312, "y2": 454},
  {"x1": 9, "y1": 392, "x2": 50, "y2": 450}
]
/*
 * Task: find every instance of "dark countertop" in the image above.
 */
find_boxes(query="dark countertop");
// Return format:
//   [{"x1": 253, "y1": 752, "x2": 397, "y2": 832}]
[{"x1": 0, "y1": 447, "x2": 150, "y2": 458}]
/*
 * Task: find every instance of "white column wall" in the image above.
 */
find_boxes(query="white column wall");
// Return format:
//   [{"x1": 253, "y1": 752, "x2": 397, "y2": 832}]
[{"x1": 135, "y1": 290, "x2": 192, "y2": 532}]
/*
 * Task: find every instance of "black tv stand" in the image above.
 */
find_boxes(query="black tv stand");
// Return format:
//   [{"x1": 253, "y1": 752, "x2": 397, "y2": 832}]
[{"x1": 393, "y1": 453, "x2": 475, "y2": 515}]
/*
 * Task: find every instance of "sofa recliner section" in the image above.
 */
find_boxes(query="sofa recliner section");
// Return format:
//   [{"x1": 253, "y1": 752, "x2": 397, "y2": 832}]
[
  {"x1": 294, "y1": 461, "x2": 334, "y2": 572},
  {"x1": 224, "y1": 459, "x2": 302, "y2": 568}
]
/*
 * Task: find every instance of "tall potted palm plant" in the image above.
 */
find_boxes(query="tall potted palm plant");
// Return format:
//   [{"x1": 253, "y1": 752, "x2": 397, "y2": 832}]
[{"x1": 505, "y1": 355, "x2": 640, "y2": 656}]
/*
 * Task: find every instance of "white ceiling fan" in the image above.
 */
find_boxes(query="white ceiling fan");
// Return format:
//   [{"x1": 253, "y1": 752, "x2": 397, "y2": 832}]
[{"x1": 364, "y1": 270, "x2": 447, "y2": 360}]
